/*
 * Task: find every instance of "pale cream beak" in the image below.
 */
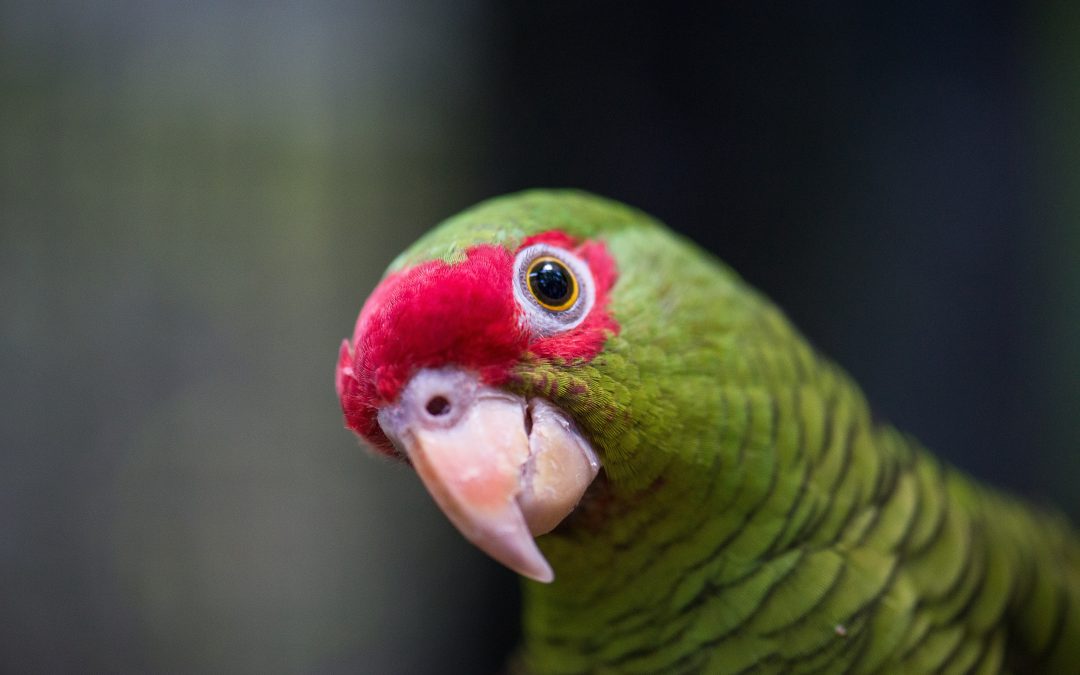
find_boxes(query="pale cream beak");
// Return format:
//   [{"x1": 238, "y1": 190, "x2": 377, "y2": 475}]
[{"x1": 377, "y1": 368, "x2": 600, "y2": 582}]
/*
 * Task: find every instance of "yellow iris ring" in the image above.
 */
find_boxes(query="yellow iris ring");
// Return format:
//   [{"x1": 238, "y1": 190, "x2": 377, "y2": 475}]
[{"x1": 526, "y1": 256, "x2": 579, "y2": 312}]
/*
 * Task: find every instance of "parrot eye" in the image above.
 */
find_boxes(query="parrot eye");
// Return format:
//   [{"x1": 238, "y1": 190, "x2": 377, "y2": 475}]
[
  {"x1": 513, "y1": 244, "x2": 594, "y2": 335},
  {"x1": 527, "y1": 257, "x2": 578, "y2": 311}
]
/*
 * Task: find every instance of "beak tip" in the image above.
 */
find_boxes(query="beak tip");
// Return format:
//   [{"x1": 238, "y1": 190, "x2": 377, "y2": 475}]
[
  {"x1": 491, "y1": 530, "x2": 556, "y2": 584},
  {"x1": 521, "y1": 559, "x2": 555, "y2": 584}
]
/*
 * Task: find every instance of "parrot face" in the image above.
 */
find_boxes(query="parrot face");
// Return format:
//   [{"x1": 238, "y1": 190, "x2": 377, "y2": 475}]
[{"x1": 336, "y1": 225, "x2": 620, "y2": 581}]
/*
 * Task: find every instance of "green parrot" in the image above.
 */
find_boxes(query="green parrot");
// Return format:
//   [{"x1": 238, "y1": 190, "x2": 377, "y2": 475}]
[{"x1": 335, "y1": 190, "x2": 1080, "y2": 673}]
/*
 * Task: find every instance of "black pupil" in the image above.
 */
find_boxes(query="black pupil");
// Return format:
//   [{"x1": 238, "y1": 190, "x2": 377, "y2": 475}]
[{"x1": 529, "y1": 260, "x2": 573, "y2": 306}]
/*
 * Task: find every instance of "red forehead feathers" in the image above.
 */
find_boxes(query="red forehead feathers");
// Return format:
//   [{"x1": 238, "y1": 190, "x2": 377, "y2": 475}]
[{"x1": 336, "y1": 230, "x2": 618, "y2": 452}]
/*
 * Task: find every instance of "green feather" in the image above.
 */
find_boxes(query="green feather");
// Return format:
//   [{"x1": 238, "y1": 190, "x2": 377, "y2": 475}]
[{"x1": 393, "y1": 190, "x2": 1080, "y2": 673}]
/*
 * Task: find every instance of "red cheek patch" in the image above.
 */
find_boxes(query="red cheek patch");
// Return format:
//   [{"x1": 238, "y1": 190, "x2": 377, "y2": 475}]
[{"x1": 337, "y1": 232, "x2": 619, "y2": 454}]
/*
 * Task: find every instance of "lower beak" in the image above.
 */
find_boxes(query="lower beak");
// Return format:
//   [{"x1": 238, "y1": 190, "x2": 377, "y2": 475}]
[{"x1": 376, "y1": 368, "x2": 600, "y2": 582}]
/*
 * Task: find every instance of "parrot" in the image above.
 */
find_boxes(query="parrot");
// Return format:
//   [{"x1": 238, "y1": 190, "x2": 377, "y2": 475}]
[{"x1": 335, "y1": 190, "x2": 1080, "y2": 673}]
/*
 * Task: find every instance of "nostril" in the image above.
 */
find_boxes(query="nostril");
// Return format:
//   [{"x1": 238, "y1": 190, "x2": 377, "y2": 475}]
[{"x1": 425, "y1": 395, "x2": 451, "y2": 417}]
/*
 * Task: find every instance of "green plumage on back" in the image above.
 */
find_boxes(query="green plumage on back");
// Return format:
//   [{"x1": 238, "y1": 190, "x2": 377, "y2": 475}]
[{"x1": 382, "y1": 191, "x2": 1080, "y2": 673}]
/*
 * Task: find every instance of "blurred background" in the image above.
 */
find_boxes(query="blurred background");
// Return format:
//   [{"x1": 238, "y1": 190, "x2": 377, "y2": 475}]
[{"x1": 2, "y1": 2, "x2": 1078, "y2": 673}]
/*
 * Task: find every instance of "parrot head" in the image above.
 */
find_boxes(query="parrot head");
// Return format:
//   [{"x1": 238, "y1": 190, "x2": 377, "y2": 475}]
[{"x1": 335, "y1": 190, "x2": 753, "y2": 582}]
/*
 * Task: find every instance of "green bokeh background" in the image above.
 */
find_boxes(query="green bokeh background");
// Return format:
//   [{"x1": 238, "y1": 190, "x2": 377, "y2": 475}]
[{"x1": 2, "y1": 3, "x2": 1077, "y2": 673}]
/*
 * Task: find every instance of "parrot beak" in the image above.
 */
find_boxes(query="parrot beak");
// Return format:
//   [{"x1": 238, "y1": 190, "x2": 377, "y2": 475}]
[{"x1": 376, "y1": 368, "x2": 600, "y2": 583}]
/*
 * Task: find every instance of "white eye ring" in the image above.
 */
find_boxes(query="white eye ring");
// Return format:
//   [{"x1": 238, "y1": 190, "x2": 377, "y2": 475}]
[{"x1": 512, "y1": 244, "x2": 594, "y2": 336}]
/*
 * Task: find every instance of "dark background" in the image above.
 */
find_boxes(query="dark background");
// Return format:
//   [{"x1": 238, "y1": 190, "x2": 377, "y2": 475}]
[{"x1": 3, "y1": 2, "x2": 1078, "y2": 673}]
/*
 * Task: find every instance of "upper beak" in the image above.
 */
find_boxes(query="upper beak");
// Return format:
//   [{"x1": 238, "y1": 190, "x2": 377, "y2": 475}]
[{"x1": 376, "y1": 368, "x2": 600, "y2": 582}]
